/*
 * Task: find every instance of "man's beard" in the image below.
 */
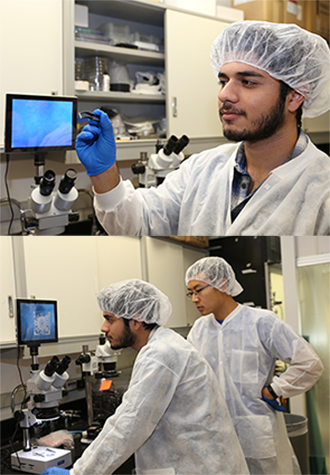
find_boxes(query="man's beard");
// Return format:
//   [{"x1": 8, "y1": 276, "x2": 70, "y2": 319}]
[
  {"x1": 109, "y1": 325, "x2": 135, "y2": 350},
  {"x1": 220, "y1": 93, "x2": 286, "y2": 142}
]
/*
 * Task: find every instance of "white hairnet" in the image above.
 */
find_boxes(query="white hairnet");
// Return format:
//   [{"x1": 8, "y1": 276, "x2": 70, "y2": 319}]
[
  {"x1": 185, "y1": 257, "x2": 243, "y2": 297},
  {"x1": 97, "y1": 279, "x2": 172, "y2": 326},
  {"x1": 210, "y1": 21, "x2": 330, "y2": 118}
]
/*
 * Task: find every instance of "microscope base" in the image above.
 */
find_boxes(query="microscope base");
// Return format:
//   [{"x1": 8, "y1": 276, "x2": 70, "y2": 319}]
[{"x1": 11, "y1": 446, "x2": 72, "y2": 474}]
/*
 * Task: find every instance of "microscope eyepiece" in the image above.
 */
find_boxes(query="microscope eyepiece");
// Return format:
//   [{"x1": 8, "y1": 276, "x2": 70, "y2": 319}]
[
  {"x1": 58, "y1": 169, "x2": 77, "y2": 194},
  {"x1": 163, "y1": 135, "x2": 178, "y2": 156},
  {"x1": 44, "y1": 355, "x2": 60, "y2": 377},
  {"x1": 39, "y1": 170, "x2": 56, "y2": 196},
  {"x1": 174, "y1": 135, "x2": 189, "y2": 155},
  {"x1": 56, "y1": 355, "x2": 71, "y2": 375}
]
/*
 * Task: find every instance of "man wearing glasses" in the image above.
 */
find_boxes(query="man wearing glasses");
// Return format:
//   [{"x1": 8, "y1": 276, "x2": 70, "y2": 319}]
[{"x1": 185, "y1": 256, "x2": 324, "y2": 475}]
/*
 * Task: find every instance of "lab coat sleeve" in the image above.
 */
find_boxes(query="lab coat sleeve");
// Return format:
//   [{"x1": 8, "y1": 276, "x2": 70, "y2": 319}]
[
  {"x1": 93, "y1": 157, "x2": 195, "y2": 236},
  {"x1": 258, "y1": 316, "x2": 324, "y2": 398},
  {"x1": 70, "y1": 355, "x2": 180, "y2": 475},
  {"x1": 315, "y1": 193, "x2": 330, "y2": 235}
]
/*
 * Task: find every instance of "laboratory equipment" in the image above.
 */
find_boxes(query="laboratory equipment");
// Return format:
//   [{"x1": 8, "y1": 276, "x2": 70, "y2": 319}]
[
  {"x1": 11, "y1": 298, "x2": 72, "y2": 473},
  {"x1": 109, "y1": 61, "x2": 131, "y2": 92},
  {"x1": 84, "y1": 56, "x2": 109, "y2": 92},
  {"x1": 4, "y1": 93, "x2": 80, "y2": 235},
  {"x1": 77, "y1": 111, "x2": 100, "y2": 122},
  {"x1": 16, "y1": 299, "x2": 58, "y2": 346},
  {"x1": 26, "y1": 168, "x2": 79, "y2": 235},
  {"x1": 5, "y1": 94, "x2": 77, "y2": 153},
  {"x1": 132, "y1": 134, "x2": 189, "y2": 187},
  {"x1": 76, "y1": 335, "x2": 121, "y2": 441}
]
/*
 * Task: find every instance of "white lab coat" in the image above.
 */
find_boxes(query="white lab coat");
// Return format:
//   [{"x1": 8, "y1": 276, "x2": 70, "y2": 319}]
[
  {"x1": 71, "y1": 326, "x2": 249, "y2": 475},
  {"x1": 94, "y1": 137, "x2": 329, "y2": 236},
  {"x1": 187, "y1": 304, "x2": 324, "y2": 475}
]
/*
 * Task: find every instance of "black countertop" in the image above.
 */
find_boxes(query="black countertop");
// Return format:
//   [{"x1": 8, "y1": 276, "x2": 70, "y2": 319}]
[{"x1": 1, "y1": 368, "x2": 134, "y2": 474}]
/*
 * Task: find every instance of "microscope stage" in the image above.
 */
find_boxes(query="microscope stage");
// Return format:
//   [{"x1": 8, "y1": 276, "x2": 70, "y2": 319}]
[{"x1": 11, "y1": 446, "x2": 72, "y2": 474}]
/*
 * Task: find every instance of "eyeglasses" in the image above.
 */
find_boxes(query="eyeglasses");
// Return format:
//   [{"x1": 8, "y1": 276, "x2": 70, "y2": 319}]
[{"x1": 186, "y1": 284, "x2": 211, "y2": 299}]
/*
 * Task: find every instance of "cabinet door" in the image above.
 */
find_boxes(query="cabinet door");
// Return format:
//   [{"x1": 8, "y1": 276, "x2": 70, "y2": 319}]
[
  {"x1": 96, "y1": 236, "x2": 142, "y2": 290},
  {"x1": 145, "y1": 237, "x2": 206, "y2": 328},
  {"x1": 165, "y1": 9, "x2": 228, "y2": 139},
  {"x1": 0, "y1": 0, "x2": 63, "y2": 149},
  {"x1": 23, "y1": 237, "x2": 102, "y2": 338},
  {"x1": 145, "y1": 238, "x2": 187, "y2": 328},
  {"x1": 0, "y1": 238, "x2": 16, "y2": 344}
]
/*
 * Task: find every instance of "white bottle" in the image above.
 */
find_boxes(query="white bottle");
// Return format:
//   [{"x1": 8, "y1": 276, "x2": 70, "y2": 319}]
[{"x1": 103, "y1": 72, "x2": 110, "y2": 92}]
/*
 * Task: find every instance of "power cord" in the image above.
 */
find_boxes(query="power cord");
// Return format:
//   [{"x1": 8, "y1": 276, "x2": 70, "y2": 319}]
[
  {"x1": 8, "y1": 347, "x2": 29, "y2": 469},
  {"x1": 4, "y1": 153, "x2": 15, "y2": 235}
]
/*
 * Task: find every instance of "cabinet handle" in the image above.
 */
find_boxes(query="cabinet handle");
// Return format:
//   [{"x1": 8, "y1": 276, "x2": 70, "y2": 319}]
[
  {"x1": 172, "y1": 97, "x2": 178, "y2": 117},
  {"x1": 8, "y1": 295, "x2": 13, "y2": 318}
]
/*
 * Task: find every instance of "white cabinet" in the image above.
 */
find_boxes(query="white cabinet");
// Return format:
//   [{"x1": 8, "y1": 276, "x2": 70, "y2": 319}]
[
  {"x1": 22, "y1": 237, "x2": 103, "y2": 339},
  {"x1": 165, "y1": 9, "x2": 227, "y2": 139},
  {"x1": 145, "y1": 237, "x2": 205, "y2": 328},
  {"x1": 66, "y1": 0, "x2": 228, "y2": 163},
  {"x1": 96, "y1": 236, "x2": 142, "y2": 289},
  {"x1": 0, "y1": 238, "x2": 16, "y2": 344},
  {"x1": 0, "y1": 236, "x2": 206, "y2": 347},
  {"x1": 0, "y1": 0, "x2": 64, "y2": 150}
]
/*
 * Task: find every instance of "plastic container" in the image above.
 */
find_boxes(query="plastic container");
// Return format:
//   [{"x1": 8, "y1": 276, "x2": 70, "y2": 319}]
[
  {"x1": 92, "y1": 374, "x2": 121, "y2": 423},
  {"x1": 284, "y1": 414, "x2": 309, "y2": 474},
  {"x1": 109, "y1": 61, "x2": 131, "y2": 92},
  {"x1": 98, "y1": 22, "x2": 131, "y2": 44},
  {"x1": 75, "y1": 27, "x2": 109, "y2": 45},
  {"x1": 84, "y1": 56, "x2": 109, "y2": 91}
]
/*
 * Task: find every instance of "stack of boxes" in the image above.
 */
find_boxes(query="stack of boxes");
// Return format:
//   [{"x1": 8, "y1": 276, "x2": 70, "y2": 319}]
[{"x1": 231, "y1": 0, "x2": 329, "y2": 42}]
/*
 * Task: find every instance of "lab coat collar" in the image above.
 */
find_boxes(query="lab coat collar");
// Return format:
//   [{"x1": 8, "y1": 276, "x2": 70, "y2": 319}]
[
  {"x1": 211, "y1": 303, "x2": 244, "y2": 329},
  {"x1": 146, "y1": 325, "x2": 161, "y2": 344}
]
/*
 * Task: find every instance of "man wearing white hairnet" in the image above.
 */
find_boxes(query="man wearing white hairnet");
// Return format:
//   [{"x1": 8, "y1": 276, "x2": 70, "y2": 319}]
[
  {"x1": 185, "y1": 257, "x2": 324, "y2": 474},
  {"x1": 42, "y1": 278, "x2": 249, "y2": 475},
  {"x1": 75, "y1": 21, "x2": 329, "y2": 236}
]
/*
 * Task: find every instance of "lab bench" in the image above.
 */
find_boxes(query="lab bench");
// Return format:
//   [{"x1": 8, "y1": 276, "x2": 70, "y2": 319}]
[{"x1": 0, "y1": 368, "x2": 135, "y2": 475}]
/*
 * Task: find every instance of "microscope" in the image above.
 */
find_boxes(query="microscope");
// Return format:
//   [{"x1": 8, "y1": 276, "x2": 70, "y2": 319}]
[
  {"x1": 11, "y1": 346, "x2": 73, "y2": 474},
  {"x1": 76, "y1": 335, "x2": 121, "y2": 444},
  {"x1": 10, "y1": 298, "x2": 73, "y2": 473},
  {"x1": 132, "y1": 134, "x2": 190, "y2": 188},
  {"x1": 4, "y1": 93, "x2": 80, "y2": 236},
  {"x1": 25, "y1": 160, "x2": 80, "y2": 235}
]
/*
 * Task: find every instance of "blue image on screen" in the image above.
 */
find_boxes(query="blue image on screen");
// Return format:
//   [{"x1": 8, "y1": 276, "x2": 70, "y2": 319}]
[
  {"x1": 12, "y1": 99, "x2": 73, "y2": 149},
  {"x1": 20, "y1": 303, "x2": 56, "y2": 343}
]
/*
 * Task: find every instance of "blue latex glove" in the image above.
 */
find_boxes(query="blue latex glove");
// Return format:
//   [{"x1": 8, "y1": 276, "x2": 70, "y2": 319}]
[
  {"x1": 75, "y1": 109, "x2": 116, "y2": 176},
  {"x1": 262, "y1": 394, "x2": 286, "y2": 412},
  {"x1": 41, "y1": 468, "x2": 70, "y2": 474}
]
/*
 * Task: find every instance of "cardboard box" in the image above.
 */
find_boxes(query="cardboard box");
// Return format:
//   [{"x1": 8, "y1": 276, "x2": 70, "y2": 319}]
[
  {"x1": 231, "y1": 0, "x2": 305, "y2": 26},
  {"x1": 231, "y1": 0, "x2": 283, "y2": 22},
  {"x1": 304, "y1": 0, "x2": 329, "y2": 42},
  {"x1": 282, "y1": 0, "x2": 305, "y2": 28}
]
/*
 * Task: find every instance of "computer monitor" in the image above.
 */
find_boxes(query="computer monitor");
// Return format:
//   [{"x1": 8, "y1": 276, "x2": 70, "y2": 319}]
[
  {"x1": 16, "y1": 299, "x2": 58, "y2": 346},
  {"x1": 5, "y1": 93, "x2": 77, "y2": 153}
]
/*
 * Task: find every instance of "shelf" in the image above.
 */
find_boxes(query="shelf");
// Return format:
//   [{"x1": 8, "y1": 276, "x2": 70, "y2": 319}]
[
  {"x1": 75, "y1": 41, "x2": 165, "y2": 66},
  {"x1": 76, "y1": 90, "x2": 165, "y2": 104},
  {"x1": 77, "y1": 0, "x2": 165, "y2": 27}
]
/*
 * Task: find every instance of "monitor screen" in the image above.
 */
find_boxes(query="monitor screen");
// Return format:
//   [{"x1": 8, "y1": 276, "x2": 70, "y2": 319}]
[
  {"x1": 16, "y1": 299, "x2": 58, "y2": 346},
  {"x1": 5, "y1": 94, "x2": 77, "y2": 153}
]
